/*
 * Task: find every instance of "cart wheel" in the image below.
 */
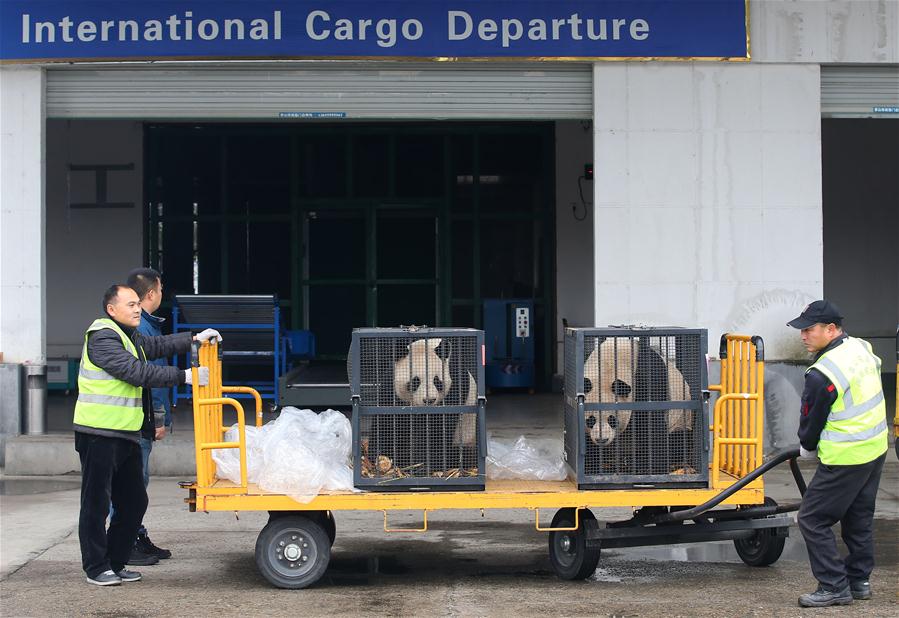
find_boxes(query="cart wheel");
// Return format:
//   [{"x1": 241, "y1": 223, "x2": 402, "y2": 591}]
[
  {"x1": 733, "y1": 498, "x2": 786, "y2": 567},
  {"x1": 255, "y1": 514, "x2": 330, "y2": 589},
  {"x1": 267, "y1": 510, "x2": 335, "y2": 546},
  {"x1": 548, "y1": 508, "x2": 600, "y2": 580}
]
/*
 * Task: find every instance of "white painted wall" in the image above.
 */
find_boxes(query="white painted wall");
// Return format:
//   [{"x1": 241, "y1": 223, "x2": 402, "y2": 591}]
[
  {"x1": 45, "y1": 120, "x2": 144, "y2": 358},
  {"x1": 0, "y1": 66, "x2": 45, "y2": 364},
  {"x1": 751, "y1": 0, "x2": 899, "y2": 63},
  {"x1": 592, "y1": 62, "x2": 823, "y2": 361},
  {"x1": 554, "y1": 121, "x2": 595, "y2": 373}
]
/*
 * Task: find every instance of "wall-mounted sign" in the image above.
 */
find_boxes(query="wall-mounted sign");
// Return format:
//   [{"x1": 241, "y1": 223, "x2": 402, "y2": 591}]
[
  {"x1": 1, "y1": 1, "x2": 748, "y2": 62},
  {"x1": 279, "y1": 112, "x2": 347, "y2": 119}
]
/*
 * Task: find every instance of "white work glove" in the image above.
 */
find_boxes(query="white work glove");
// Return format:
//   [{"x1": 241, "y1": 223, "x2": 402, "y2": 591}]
[
  {"x1": 194, "y1": 328, "x2": 222, "y2": 343},
  {"x1": 184, "y1": 367, "x2": 210, "y2": 386},
  {"x1": 799, "y1": 446, "x2": 817, "y2": 459}
]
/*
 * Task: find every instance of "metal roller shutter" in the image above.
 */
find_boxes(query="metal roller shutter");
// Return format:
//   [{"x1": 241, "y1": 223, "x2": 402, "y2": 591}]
[
  {"x1": 46, "y1": 62, "x2": 593, "y2": 120},
  {"x1": 821, "y1": 65, "x2": 899, "y2": 118}
]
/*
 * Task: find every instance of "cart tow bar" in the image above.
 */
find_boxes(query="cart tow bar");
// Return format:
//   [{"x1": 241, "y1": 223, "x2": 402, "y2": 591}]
[{"x1": 648, "y1": 447, "x2": 804, "y2": 525}]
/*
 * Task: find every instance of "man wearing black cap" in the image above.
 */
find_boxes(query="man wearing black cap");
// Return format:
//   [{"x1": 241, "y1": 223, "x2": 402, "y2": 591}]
[{"x1": 787, "y1": 299, "x2": 888, "y2": 607}]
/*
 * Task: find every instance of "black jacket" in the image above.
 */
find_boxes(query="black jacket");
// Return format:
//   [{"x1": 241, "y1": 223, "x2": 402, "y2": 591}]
[
  {"x1": 74, "y1": 319, "x2": 192, "y2": 443},
  {"x1": 798, "y1": 334, "x2": 846, "y2": 451}
]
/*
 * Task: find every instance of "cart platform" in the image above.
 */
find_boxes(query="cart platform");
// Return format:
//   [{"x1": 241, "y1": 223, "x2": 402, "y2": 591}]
[{"x1": 192, "y1": 476, "x2": 763, "y2": 513}]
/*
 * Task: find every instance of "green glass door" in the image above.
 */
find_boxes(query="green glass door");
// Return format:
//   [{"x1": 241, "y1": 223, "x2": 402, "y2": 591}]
[
  {"x1": 303, "y1": 203, "x2": 440, "y2": 358},
  {"x1": 374, "y1": 206, "x2": 440, "y2": 327},
  {"x1": 303, "y1": 207, "x2": 368, "y2": 358}
]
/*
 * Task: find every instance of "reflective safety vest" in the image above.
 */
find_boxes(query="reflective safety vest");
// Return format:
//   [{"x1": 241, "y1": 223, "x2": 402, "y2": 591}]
[
  {"x1": 808, "y1": 336, "x2": 888, "y2": 465},
  {"x1": 74, "y1": 319, "x2": 144, "y2": 432}
]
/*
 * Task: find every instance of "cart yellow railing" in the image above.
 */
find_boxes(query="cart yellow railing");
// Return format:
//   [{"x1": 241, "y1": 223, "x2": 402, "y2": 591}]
[
  {"x1": 190, "y1": 341, "x2": 262, "y2": 494},
  {"x1": 893, "y1": 326, "x2": 898, "y2": 455},
  {"x1": 709, "y1": 334, "x2": 765, "y2": 489}
]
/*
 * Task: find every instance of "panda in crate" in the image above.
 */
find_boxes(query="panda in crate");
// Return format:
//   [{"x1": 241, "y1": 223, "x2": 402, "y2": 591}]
[
  {"x1": 365, "y1": 337, "x2": 478, "y2": 478},
  {"x1": 583, "y1": 337, "x2": 696, "y2": 476}
]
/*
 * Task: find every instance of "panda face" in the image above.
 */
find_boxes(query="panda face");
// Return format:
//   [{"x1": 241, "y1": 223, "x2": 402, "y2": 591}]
[
  {"x1": 393, "y1": 338, "x2": 453, "y2": 406},
  {"x1": 588, "y1": 411, "x2": 631, "y2": 446},
  {"x1": 583, "y1": 337, "x2": 695, "y2": 446}
]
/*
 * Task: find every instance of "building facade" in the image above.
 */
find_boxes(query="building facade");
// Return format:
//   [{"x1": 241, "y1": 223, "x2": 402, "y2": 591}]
[{"x1": 1, "y1": 1, "x2": 897, "y2": 457}]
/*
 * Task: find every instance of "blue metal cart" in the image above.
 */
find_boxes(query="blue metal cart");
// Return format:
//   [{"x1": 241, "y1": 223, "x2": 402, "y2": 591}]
[{"x1": 171, "y1": 294, "x2": 284, "y2": 405}]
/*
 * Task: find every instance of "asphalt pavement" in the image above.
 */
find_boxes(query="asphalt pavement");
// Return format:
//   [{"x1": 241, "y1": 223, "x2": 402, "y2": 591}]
[{"x1": 1, "y1": 455, "x2": 897, "y2": 617}]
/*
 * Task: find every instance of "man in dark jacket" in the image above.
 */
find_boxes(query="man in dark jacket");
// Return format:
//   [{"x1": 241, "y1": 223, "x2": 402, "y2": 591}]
[
  {"x1": 788, "y1": 300, "x2": 888, "y2": 607},
  {"x1": 74, "y1": 284, "x2": 220, "y2": 586},
  {"x1": 123, "y1": 268, "x2": 177, "y2": 565}
]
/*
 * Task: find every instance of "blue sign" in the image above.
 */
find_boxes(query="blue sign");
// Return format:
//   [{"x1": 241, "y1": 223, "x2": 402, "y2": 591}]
[{"x1": 0, "y1": 1, "x2": 748, "y2": 62}]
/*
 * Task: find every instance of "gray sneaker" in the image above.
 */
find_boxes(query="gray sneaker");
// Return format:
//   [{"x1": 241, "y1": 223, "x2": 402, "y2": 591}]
[
  {"x1": 114, "y1": 568, "x2": 142, "y2": 582},
  {"x1": 850, "y1": 580, "x2": 871, "y2": 600},
  {"x1": 798, "y1": 585, "x2": 853, "y2": 607},
  {"x1": 86, "y1": 570, "x2": 122, "y2": 586}
]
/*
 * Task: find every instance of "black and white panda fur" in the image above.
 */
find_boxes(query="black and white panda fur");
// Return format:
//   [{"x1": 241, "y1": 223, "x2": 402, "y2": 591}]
[
  {"x1": 367, "y1": 337, "x2": 478, "y2": 474},
  {"x1": 583, "y1": 337, "x2": 696, "y2": 475}
]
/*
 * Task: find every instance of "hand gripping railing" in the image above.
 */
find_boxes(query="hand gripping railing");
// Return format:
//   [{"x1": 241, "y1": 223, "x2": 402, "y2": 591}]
[
  {"x1": 190, "y1": 340, "x2": 261, "y2": 492},
  {"x1": 708, "y1": 334, "x2": 765, "y2": 489}
]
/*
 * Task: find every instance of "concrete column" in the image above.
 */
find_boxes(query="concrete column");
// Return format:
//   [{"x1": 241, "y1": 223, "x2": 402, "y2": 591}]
[
  {"x1": 592, "y1": 62, "x2": 823, "y2": 361},
  {"x1": 1, "y1": 66, "x2": 46, "y2": 365}
]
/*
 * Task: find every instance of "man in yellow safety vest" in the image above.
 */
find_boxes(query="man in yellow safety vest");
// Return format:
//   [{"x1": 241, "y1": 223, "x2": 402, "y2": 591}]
[
  {"x1": 74, "y1": 284, "x2": 221, "y2": 586},
  {"x1": 788, "y1": 299, "x2": 888, "y2": 607}
]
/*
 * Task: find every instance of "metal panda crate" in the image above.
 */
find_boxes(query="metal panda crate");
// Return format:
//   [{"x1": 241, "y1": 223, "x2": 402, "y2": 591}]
[
  {"x1": 564, "y1": 327, "x2": 709, "y2": 489},
  {"x1": 349, "y1": 327, "x2": 486, "y2": 491}
]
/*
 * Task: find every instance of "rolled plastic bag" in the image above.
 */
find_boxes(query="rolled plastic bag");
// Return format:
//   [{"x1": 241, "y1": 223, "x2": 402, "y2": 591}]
[
  {"x1": 256, "y1": 407, "x2": 355, "y2": 503},
  {"x1": 486, "y1": 435, "x2": 568, "y2": 481},
  {"x1": 211, "y1": 424, "x2": 268, "y2": 484}
]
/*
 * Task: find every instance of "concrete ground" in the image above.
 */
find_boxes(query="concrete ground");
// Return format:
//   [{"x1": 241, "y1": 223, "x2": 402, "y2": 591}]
[{"x1": 2, "y1": 394, "x2": 898, "y2": 616}]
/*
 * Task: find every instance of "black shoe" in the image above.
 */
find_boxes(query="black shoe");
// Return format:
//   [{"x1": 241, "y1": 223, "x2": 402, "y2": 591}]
[
  {"x1": 126, "y1": 545, "x2": 160, "y2": 566},
  {"x1": 86, "y1": 570, "x2": 122, "y2": 586},
  {"x1": 798, "y1": 585, "x2": 853, "y2": 607},
  {"x1": 137, "y1": 531, "x2": 172, "y2": 559},
  {"x1": 114, "y1": 568, "x2": 142, "y2": 582},
  {"x1": 850, "y1": 580, "x2": 871, "y2": 600}
]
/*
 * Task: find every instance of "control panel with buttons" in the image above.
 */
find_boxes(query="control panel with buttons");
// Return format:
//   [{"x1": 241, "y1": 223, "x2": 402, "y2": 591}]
[{"x1": 516, "y1": 307, "x2": 529, "y2": 338}]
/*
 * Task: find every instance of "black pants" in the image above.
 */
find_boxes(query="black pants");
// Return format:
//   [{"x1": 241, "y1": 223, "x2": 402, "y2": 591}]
[
  {"x1": 75, "y1": 432, "x2": 148, "y2": 578},
  {"x1": 797, "y1": 452, "x2": 886, "y2": 590}
]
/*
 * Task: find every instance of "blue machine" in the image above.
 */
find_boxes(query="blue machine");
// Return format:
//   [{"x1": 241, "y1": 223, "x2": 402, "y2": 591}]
[{"x1": 483, "y1": 298, "x2": 535, "y2": 390}]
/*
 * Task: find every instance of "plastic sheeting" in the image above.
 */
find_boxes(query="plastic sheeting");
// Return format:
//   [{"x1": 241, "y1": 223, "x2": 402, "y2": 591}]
[
  {"x1": 486, "y1": 435, "x2": 568, "y2": 481},
  {"x1": 212, "y1": 407, "x2": 355, "y2": 503}
]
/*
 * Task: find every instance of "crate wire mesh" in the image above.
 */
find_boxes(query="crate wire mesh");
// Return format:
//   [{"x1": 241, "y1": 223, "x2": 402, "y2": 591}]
[
  {"x1": 349, "y1": 327, "x2": 486, "y2": 490},
  {"x1": 564, "y1": 327, "x2": 709, "y2": 489}
]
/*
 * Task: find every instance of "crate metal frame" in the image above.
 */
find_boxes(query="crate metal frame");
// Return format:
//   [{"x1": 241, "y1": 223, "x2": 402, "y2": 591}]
[
  {"x1": 349, "y1": 327, "x2": 487, "y2": 491},
  {"x1": 564, "y1": 327, "x2": 710, "y2": 489}
]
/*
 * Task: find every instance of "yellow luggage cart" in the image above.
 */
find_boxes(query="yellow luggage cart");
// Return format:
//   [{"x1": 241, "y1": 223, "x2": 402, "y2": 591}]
[
  {"x1": 183, "y1": 335, "x2": 805, "y2": 589},
  {"x1": 893, "y1": 325, "x2": 898, "y2": 460}
]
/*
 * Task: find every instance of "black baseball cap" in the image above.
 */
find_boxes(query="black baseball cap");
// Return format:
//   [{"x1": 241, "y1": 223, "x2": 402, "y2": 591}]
[{"x1": 787, "y1": 300, "x2": 844, "y2": 329}]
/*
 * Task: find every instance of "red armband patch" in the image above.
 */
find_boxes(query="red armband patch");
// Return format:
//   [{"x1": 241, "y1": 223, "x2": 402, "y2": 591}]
[
  {"x1": 802, "y1": 402, "x2": 809, "y2": 416},
  {"x1": 826, "y1": 384, "x2": 835, "y2": 392}
]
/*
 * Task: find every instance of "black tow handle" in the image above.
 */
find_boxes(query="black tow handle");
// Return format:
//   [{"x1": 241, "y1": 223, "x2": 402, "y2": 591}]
[
  {"x1": 649, "y1": 447, "x2": 803, "y2": 524},
  {"x1": 190, "y1": 340, "x2": 201, "y2": 368}
]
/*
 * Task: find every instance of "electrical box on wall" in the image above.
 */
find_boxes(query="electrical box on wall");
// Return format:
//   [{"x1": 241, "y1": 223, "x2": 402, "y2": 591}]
[
  {"x1": 46, "y1": 358, "x2": 78, "y2": 392},
  {"x1": 483, "y1": 298, "x2": 536, "y2": 391}
]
